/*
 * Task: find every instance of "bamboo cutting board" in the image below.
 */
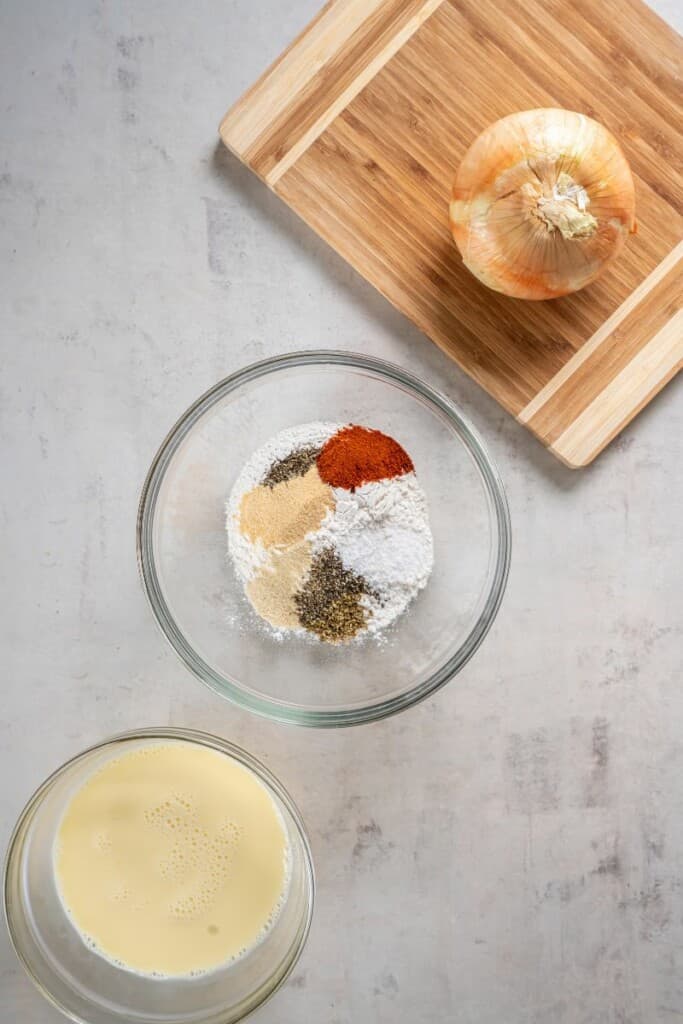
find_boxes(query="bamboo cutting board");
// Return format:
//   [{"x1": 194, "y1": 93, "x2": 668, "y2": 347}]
[{"x1": 221, "y1": 0, "x2": 683, "y2": 467}]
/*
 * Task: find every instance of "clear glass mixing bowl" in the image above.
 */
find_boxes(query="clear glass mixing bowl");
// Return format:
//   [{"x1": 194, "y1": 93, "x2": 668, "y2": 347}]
[
  {"x1": 3, "y1": 728, "x2": 314, "y2": 1024},
  {"x1": 137, "y1": 352, "x2": 511, "y2": 726}
]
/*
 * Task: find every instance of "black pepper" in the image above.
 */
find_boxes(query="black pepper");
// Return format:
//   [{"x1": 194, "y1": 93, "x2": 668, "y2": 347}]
[{"x1": 294, "y1": 547, "x2": 374, "y2": 643}]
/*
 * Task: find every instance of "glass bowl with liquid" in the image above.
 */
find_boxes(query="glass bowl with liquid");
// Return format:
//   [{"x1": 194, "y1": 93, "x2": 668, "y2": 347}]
[
  {"x1": 3, "y1": 728, "x2": 314, "y2": 1024},
  {"x1": 137, "y1": 351, "x2": 511, "y2": 727}
]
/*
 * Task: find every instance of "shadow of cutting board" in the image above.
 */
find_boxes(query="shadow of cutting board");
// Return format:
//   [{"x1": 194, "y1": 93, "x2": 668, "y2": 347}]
[{"x1": 220, "y1": 0, "x2": 682, "y2": 467}]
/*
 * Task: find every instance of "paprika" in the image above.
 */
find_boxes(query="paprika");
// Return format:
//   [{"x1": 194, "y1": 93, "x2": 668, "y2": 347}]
[{"x1": 316, "y1": 425, "x2": 414, "y2": 490}]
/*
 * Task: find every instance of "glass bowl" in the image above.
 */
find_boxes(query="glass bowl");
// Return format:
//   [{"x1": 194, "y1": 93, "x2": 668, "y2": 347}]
[
  {"x1": 3, "y1": 728, "x2": 314, "y2": 1024},
  {"x1": 137, "y1": 351, "x2": 511, "y2": 726}
]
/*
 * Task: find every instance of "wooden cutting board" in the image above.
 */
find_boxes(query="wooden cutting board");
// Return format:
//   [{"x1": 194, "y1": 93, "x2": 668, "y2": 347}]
[{"x1": 220, "y1": 0, "x2": 683, "y2": 467}]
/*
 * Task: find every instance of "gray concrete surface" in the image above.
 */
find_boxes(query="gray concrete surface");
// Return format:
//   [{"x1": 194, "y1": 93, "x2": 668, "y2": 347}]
[{"x1": 1, "y1": 1, "x2": 681, "y2": 1021}]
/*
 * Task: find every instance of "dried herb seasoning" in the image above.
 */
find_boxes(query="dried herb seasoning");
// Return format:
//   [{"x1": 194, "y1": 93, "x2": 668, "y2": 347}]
[{"x1": 262, "y1": 446, "x2": 321, "y2": 487}]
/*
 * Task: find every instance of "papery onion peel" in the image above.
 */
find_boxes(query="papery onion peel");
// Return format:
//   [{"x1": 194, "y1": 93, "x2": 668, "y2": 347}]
[{"x1": 449, "y1": 108, "x2": 637, "y2": 300}]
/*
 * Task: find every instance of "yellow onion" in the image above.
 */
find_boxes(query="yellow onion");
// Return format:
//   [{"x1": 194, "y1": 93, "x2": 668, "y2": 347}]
[{"x1": 449, "y1": 109, "x2": 636, "y2": 300}]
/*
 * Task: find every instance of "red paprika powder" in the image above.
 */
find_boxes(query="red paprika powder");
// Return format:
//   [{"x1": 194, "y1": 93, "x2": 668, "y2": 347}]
[{"x1": 317, "y1": 425, "x2": 414, "y2": 490}]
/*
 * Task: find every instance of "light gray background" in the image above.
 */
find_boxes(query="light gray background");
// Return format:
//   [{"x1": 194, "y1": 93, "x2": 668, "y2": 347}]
[{"x1": 1, "y1": 2, "x2": 681, "y2": 1021}]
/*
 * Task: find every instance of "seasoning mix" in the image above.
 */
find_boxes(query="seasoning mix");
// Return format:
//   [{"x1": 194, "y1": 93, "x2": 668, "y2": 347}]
[{"x1": 226, "y1": 422, "x2": 433, "y2": 643}]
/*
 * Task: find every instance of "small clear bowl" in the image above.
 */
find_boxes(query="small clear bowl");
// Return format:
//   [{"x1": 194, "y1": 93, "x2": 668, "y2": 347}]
[
  {"x1": 137, "y1": 351, "x2": 511, "y2": 727},
  {"x1": 3, "y1": 728, "x2": 314, "y2": 1024}
]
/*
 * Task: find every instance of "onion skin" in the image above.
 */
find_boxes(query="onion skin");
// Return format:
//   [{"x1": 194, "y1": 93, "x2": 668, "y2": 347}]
[{"x1": 450, "y1": 109, "x2": 637, "y2": 301}]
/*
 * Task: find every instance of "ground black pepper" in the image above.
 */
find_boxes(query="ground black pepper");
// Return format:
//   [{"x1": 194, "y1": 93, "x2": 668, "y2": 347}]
[
  {"x1": 262, "y1": 446, "x2": 321, "y2": 487},
  {"x1": 294, "y1": 546, "x2": 374, "y2": 643}
]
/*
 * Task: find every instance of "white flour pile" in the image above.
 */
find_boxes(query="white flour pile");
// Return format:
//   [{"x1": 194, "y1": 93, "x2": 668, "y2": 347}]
[
  {"x1": 226, "y1": 422, "x2": 434, "y2": 643},
  {"x1": 313, "y1": 474, "x2": 433, "y2": 634}
]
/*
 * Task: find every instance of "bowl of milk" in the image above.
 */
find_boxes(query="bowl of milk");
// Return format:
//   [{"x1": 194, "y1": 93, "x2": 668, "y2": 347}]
[{"x1": 3, "y1": 728, "x2": 314, "y2": 1023}]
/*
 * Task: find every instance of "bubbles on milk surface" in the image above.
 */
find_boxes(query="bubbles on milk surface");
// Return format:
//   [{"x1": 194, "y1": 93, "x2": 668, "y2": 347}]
[{"x1": 53, "y1": 741, "x2": 293, "y2": 979}]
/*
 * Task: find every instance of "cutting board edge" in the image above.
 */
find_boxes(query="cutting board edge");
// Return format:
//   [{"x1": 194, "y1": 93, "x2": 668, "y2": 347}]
[
  {"x1": 546, "y1": 310, "x2": 683, "y2": 467},
  {"x1": 219, "y1": 0, "x2": 447, "y2": 185}
]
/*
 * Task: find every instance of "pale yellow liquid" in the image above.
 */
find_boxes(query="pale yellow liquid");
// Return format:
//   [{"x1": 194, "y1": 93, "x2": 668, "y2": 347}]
[{"x1": 54, "y1": 741, "x2": 289, "y2": 977}]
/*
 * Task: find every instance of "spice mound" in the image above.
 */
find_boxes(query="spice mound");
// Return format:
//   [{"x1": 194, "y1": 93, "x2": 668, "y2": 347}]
[{"x1": 226, "y1": 423, "x2": 434, "y2": 644}]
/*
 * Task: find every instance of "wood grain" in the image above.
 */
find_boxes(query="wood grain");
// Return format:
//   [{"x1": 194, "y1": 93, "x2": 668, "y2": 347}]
[
  {"x1": 220, "y1": 0, "x2": 683, "y2": 466},
  {"x1": 220, "y1": 0, "x2": 445, "y2": 185},
  {"x1": 522, "y1": 244, "x2": 683, "y2": 444},
  {"x1": 551, "y1": 310, "x2": 683, "y2": 466}
]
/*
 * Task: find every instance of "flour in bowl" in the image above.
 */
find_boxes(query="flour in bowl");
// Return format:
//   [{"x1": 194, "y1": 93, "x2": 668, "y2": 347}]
[{"x1": 226, "y1": 422, "x2": 433, "y2": 643}]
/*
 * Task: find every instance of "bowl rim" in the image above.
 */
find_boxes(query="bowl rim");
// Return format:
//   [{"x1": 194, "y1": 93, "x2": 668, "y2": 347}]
[
  {"x1": 136, "y1": 350, "x2": 512, "y2": 727},
  {"x1": 3, "y1": 727, "x2": 315, "y2": 1024}
]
